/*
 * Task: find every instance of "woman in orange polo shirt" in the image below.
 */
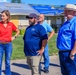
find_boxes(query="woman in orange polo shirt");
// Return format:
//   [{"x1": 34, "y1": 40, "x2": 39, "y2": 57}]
[{"x1": 0, "y1": 10, "x2": 20, "y2": 75}]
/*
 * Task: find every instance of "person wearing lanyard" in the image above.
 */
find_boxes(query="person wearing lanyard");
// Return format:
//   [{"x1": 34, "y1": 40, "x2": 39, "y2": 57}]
[
  {"x1": 57, "y1": 4, "x2": 76, "y2": 75},
  {"x1": 0, "y1": 10, "x2": 20, "y2": 75}
]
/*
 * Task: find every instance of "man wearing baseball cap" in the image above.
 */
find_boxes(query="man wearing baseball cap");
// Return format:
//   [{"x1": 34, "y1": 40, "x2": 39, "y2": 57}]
[
  {"x1": 23, "y1": 13, "x2": 48, "y2": 75},
  {"x1": 57, "y1": 4, "x2": 76, "y2": 75}
]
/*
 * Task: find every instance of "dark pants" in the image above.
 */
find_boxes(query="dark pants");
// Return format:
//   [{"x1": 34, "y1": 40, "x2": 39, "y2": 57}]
[{"x1": 59, "y1": 50, "x2": 76, "y2": 75}]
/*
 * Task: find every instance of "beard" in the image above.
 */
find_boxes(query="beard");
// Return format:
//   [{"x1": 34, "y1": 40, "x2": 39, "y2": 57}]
[{"x1": 29, "y1": 19, "x2": 35, "y2": 26}]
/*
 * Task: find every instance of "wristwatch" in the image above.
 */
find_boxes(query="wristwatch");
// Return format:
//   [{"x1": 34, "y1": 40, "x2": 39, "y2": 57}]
[{"x1": 14, "y1": 36, "x2": 17, "y2": 38}]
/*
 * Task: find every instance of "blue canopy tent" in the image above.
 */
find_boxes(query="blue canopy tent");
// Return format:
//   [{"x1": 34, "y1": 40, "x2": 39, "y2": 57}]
[{"x1": 31, "y1": 5, "x2": 64, "y2": 16}]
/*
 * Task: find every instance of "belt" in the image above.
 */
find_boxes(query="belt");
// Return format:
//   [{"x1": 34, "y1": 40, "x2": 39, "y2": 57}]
[
  {"x1": 59, "y1": 50, "x2": 71, "y2": 52},
  {"x1": 0, "y1": 41, "x2": 10, "y2": 44}
]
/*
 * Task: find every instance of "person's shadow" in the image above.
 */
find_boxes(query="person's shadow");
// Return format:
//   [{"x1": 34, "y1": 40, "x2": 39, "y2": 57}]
[
  {"x1": 41, "y1": 62, "x2": 60, "y2": 67},
  {"x1": 2, "y1": 63, "x2": 30, "y2": 75},
  {"x1": 12, "y1": 62, "x2": 60, "y2": 73},
  {"x1": 2, "y1": 70, "x2": 20, "y2": 75},
  {"x1": 12, "y1": 63, "x2": 30, "y2": 70},
  {"x1": 40, "y1": 62, "x2": 60, "y2": 72},
  {"x1": 49, "y1": 63, "x2": 60, "y2": 67}
]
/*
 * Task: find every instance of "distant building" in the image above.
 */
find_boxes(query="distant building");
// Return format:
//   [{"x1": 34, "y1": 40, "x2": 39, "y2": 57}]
[
  {"x1": 0, "y1": 2, "x2": 39, "y2": 29},
  {"x1": 0, "y1": 2, "x2": 65, "y2": 32},
  {"x1": 30, "y1": 4, "x2": 64, "y2": 31}
]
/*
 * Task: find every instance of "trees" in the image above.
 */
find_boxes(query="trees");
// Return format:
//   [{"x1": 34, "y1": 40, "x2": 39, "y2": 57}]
[{"x1": 11, "y1": 0, "x2": 22, "y2": 3}]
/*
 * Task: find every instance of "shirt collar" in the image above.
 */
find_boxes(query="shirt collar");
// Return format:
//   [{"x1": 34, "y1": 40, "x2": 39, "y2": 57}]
[
  {"x1": 42, "y1": 21, "x2": 46, "y2": 24},
  {"x1": 67, "y1": 16, "x2": 76, "y2": 23}
]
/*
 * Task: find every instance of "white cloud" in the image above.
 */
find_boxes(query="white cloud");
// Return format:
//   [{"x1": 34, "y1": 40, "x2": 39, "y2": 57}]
[{"x1": 0, "y1": 0, "x2": 7, "y2": 2}]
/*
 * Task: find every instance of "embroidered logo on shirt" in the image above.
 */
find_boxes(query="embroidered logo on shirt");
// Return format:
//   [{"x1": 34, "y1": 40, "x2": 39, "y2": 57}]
[
  {"x1": 32, "y1": 28, "x2": 35, "y2": 31},
  {"x1": 8, "y1": 26, "x2": 11, "y2": 28}
]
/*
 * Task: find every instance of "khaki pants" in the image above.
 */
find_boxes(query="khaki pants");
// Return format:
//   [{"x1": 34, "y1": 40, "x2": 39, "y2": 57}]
[{"x1": 26, "y1": 56, "x2": 42, "y2": 75}]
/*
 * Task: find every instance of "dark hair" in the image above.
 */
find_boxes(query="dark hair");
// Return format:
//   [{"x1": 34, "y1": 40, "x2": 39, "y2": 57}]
[{"x1": 1, "y1": 10, "x2": 10, "y2": 21}]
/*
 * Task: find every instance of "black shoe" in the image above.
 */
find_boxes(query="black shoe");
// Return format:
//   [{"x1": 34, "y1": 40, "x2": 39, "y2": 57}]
[{"x1": 44, "y1": 69, "x2": 49, "y2": 73}]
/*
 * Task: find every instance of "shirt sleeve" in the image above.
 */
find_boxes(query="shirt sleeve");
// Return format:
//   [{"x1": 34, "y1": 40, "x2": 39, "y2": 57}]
[
  {"x1": 46, "y1": 23, "x2": 53, "y2": 32},
  {"x1": 11, "y1": 22, "x2": 17, "y2": 31},
  {"x1": 39, "y1": 26, "x2": 48, "y2": 40},
  {"x1": 74, "y1": 21, "x2": 76, "y2": 40},
  {"x1": 23, "y1": 34, "x2": 25, "y2": 40}
]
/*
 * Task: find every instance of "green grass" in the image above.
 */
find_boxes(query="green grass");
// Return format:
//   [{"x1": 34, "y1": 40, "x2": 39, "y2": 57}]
[
  {"x1": 11, "y1": 35, "x2": 25, "y2": 60},
  {"x1": 11, "y1": 34, "x2": 58, "y2": 60},
  {"x1": 48, "y1": 34, "x2": 58, "y2": 55}
]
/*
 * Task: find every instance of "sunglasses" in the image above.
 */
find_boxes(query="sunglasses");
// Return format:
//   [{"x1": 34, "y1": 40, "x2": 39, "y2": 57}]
[{"x1": 29, "y1": 17, "x2": 34, "y2": 19}]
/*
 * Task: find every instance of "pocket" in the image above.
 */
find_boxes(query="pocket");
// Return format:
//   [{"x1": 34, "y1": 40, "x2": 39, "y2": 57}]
[{"x1": 32, "y1": 56, "x2": 41, "y2": 66}]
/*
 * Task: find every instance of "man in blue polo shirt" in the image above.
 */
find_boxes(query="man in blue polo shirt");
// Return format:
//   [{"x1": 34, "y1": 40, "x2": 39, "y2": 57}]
[
  {"x1": 57, "y1": 4, "x2": 76, "y2": 75},
  {"x1": 38, "y1": 14, "x2": 54, "y2": 73},
  {"x1": 23, "y1": 13, "x2": 48, "y2": 75}
]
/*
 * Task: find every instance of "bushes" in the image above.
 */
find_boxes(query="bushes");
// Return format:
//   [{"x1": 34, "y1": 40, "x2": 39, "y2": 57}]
[
  {"x1": 20, "y1": 29, "x2": 26, "y2": 35},
  {"x1": 51, "y1": 24, "x2": 58, "y2": 33},
  {"x1": 12, "y1": 31, "x2": 16, "y2": 36},
  {"x1": 12, "y1": 29, "x2": 26, "y2": 36}
]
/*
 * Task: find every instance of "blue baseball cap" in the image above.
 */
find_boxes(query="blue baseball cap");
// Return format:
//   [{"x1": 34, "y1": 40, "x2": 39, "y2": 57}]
[{"x1": 26, "y1": 13, "x2": 38, "y2": 19}]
